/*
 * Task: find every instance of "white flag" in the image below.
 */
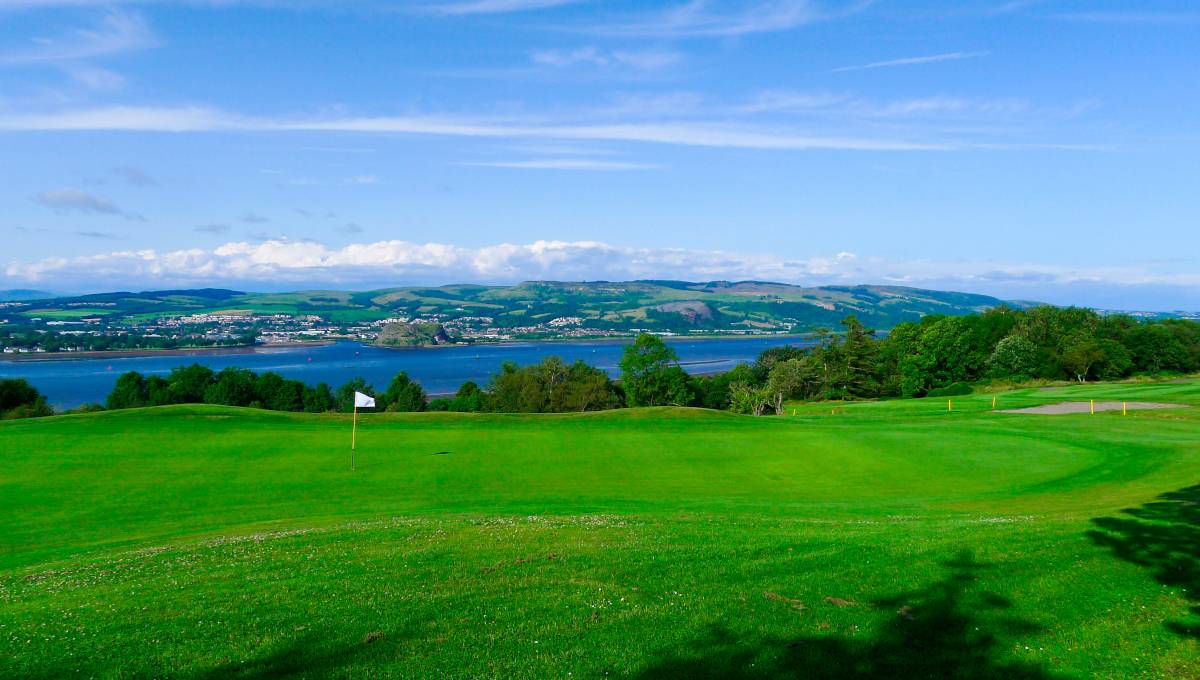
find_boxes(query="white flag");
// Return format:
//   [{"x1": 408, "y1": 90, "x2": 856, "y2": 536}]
[{"x1": 354, "y1": 391, "x2": 376, "y2": 408}]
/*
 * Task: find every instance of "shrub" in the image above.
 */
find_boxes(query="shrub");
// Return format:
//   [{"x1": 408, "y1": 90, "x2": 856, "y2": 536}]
[{"x1": 927, "y1": 382, "x2": 973, "y2": 397}]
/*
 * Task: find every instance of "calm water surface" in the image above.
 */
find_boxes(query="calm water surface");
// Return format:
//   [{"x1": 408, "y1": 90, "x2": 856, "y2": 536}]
[{"x1": 0, "y1": 337, "x2": 810, "y2": 409}]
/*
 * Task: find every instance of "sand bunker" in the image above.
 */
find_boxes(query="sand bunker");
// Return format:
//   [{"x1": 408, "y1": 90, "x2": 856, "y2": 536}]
[{"x1": 1000, "y1": 401, "x2": 1187, "y2": 415}]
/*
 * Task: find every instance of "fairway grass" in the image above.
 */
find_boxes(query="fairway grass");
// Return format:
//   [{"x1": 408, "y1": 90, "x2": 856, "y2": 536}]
[{"x1": 2, "y1": 382, "x2": 1198, "y2": 678}]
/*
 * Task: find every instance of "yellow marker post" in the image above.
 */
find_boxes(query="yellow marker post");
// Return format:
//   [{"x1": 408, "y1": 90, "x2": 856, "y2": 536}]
[
  {"x1": 1090, "y1": 399, "x2": 1095, "y2": 415},
  {"x1": 992, "y1": 395, "x2": 997, "y2": 410},
  {"x1": 1123, "y1": 401, "x2": 1127, "y2": 416},
  {"x1": 948, "y1": 399, "x2": 953, "y2": 412}
]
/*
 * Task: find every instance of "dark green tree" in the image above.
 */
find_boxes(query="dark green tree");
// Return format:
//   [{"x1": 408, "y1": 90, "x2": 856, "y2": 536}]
[
  {"x1": 452, "y1": 381, "x2": 485, "y2": 412},
  {"x1": 840, "y1": 316, "x2": 881, "y2": 397},
  {"x1": 1061, "y1": 336, "x2": 1105, "y2": 383},
  {"x1": 204, "y1": 367, "x2": 257, "y2": 407},
  {"x1": 559, "y1": 359, "x2": 621, "y2": 411},
  {"x1": 383, "y1": 371, "x2": 428, "y2": 412},
  {"x1": 619, "y1": 334, "x2": 693, "y2": 407},
  {"x1": 145, "y1": 376, "x2": 173, "y2": 406},
  {"x1": 766, "y1": 357, "x2": 819, "y2": 410},
  {"x1": 0, "y1": 378, "x2": 40, "y2": 412},
  {"x1": 484, "y1": 357, "x2": 620, "y2": 413},
  {"x1": 106, "y1": 371, "x2": 147, "y2": 410},
  {"x1": 303, "y1": 382, "x2": 336, "y2": 413},
  {"x1": 692, "y1": 363, "x2": 756, "y2": 410},
  {"x1": 335, "y1": 377, "x2": 376, "y2": 413},
  {"x1": 1095, "y1": 339, "x2": 1133, "y2": 381},
  {"x1": 987, "y1": 335, "x2": 1039, "y2": 378},
  {"x1": 0, "y1": 378, "x2": 52, "y2": 419},
  {"x1": 255, "y1": 372, "x2": 304, "y2": 411},
  {"x1": 1126, "y1": 324, "x2": 1190, "y2": 373},
  {"x1": 166, "y1": 364, "x2": 215, "y2": 404}
]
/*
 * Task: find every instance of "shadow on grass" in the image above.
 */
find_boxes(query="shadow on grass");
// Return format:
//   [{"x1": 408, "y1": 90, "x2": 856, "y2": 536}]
[
  {"x1": 191, "y1": 625, "x2": 417, "y2": 680},
  {"x1": 635, "y1": 552, "x2": 1065, "y2": 680},
  {"x1": 1088, "y1": 484, "x2": 1200, "y2": 639}
]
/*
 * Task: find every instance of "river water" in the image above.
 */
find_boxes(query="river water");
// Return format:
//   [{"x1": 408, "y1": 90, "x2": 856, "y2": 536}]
[{"x1": 0, "y1": 336, "x2": 810, "y2": 409}]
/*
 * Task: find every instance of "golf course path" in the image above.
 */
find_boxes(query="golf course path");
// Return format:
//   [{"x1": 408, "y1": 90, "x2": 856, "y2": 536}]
[{"x1": 1000, "y1": 400, "x2": 1187, "y2": 414}]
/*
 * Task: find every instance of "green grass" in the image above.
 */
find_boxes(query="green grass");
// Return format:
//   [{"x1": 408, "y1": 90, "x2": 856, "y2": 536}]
[
  {"x1": 18, "y1": 308, "x2": 114, "y2": 319},
  {"x1": 2, "y1": 382, "x2": 1198, "y2": 678}
]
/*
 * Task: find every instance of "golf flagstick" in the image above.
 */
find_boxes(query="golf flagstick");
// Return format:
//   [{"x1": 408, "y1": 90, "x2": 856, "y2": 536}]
[{"x1": 352, "y1": 391, "x2": 376, "y2": 470}]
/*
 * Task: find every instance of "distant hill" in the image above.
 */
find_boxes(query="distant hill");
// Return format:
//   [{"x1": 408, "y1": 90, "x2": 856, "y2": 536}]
[
  {"x1": 4, "y1": 281, "x2": 1039, "y2": 333},
  {"x1": 0, "y1": 289, "x2": 53, "y2": 302},
  {"x1": 375, "y1": 321, "x2": 453, "y2": 348}
]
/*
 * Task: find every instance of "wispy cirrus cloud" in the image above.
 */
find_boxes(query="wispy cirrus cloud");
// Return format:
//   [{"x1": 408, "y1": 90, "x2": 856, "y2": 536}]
[
  {"x1": 33, "y1": 187, "x2": 143, "y2": 220},
  {"x1": 0, "y1": 105, "x2": 951, "y2": 150},
  {"x1": 589, "y1": 0, "x2": 868, "y2": 38},
  {"x1": 16, "y1": 225, "x2": 119, "y2": 239},
  {"x1": 459, "y1": 158, "x2": 658, "y2": 170},
  {"x1": 0, "y1": 0, "x2": 582, "y2": 12},
  {"x1": 531, "y1": 46, "x2": 684, "y2": 71},
  {"x1": 0, "y1": 11, "x2": 156, "y2": 66},
  {"x1": 830, "y1": 51, "x2": 988, "y2": 73},
  {"x1": 0, "y1": 79, "x2": 1108, "y2": 152},
  {"x1": 61, "y1": 64, "x2": 126, "y2": 91},
  {"x1": 424, "y1": 0, "x2": 585, "y2": 16},
  {"x1": 112, "y1": 165, "x2": 156, "y2": 186},
  {"x1": 1053, "y1": 10, "x2": 1200, "y2": 25}
]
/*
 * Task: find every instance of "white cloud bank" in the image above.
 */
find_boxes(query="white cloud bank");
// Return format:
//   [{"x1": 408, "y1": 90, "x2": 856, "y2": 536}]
[{"x1": 6, "y1": 238, "x2": 1199, "y2": 309}]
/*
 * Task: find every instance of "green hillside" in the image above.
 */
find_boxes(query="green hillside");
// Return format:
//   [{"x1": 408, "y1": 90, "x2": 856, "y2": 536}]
[
  {"x1": 9, "y1": 281, "x2": 1032, "y2": 332},
  {"x1": 1, "y1": 381, "x2": 1197, "y2": 678}
]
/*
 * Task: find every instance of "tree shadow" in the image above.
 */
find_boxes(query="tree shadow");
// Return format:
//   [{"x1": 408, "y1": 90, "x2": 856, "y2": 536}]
[
  {"x1": 1088, "y1": 484, "x2": 1200, "y2": 639},
  {"x1": 190, "y1": 624, "x2": 416, "y2": 680},
  {"x1": 635, "y1": 552, "x2": 1065, "y2": 679},
  {"x1": 10, "y1": 627, "x2": 411, "y2": 680}
]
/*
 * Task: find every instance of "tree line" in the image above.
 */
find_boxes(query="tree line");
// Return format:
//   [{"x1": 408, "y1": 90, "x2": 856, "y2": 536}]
[
  {"x1": 722, "y1": 305, "x2": 1200, "y2": 414},
  {"x1": 102, "y1": 365, "x2": 431, "y2": 414},
  {"x1": 3, "y1": 305, "x2": 1197, "y2": 421}
]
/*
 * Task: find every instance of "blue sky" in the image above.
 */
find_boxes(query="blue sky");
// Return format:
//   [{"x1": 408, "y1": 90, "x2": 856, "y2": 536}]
[{"x1": 1, "y1": 0, "x2": 1198, "y2": 309}]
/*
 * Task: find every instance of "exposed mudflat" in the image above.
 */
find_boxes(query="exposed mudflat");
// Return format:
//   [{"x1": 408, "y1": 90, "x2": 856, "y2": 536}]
[{"x1": 1000, "y1": 401, "x2": 1187, "y2": 415}]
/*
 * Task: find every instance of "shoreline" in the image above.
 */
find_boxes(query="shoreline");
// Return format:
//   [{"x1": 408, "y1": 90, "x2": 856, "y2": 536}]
[
  {"x1": 470, "y1": 331, "x2": 818, "y2": 347},
  {"x1": 376, "y1": 332, "x2": 817, "y2": 350},
  {"x1": 0, "y1": 340, "x2": 335, "y2": 363},
  {"x1": 0, "y1": 332, "x2": 813, "y2": 364}
]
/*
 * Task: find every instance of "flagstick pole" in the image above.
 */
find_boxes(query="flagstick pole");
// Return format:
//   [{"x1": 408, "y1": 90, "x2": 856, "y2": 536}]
[{"x1": 352, "y1": 404, "x2": 357, "y2": 471}]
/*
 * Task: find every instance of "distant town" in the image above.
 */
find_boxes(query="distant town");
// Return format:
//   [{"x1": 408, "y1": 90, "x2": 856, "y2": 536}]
[
  {"x1": 0, "y1": 304, "x2": 790, "y2": 356},
  {"x1": 2, "y1": 281, "x2": 1195, "y2": 357}
]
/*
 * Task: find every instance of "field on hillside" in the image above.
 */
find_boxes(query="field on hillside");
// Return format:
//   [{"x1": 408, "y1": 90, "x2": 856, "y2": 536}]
[
  {"x1": 1, "y1": 382, "x2": 1198, "y2": 678},
  {"x1": 7, "y1": 281, "x2": 1032, "y2": 333}
]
